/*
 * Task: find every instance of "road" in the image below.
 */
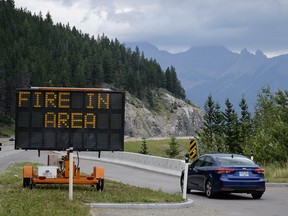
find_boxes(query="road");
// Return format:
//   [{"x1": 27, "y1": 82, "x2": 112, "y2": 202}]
[
  {"x1": 1, "y1": 140, "x2": 288, "y2": 216},
  {"x1": 0, "y1": 141, "x2": 48, "y2": 172}
]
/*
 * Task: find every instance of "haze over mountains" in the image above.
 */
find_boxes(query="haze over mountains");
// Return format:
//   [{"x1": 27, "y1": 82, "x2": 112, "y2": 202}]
[{"x1": 126, "y1": 42, "x2": 288, "y2": 111}]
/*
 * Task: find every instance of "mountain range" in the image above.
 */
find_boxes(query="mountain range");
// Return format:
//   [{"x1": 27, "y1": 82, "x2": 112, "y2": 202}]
[{"x1": 126, "y1": 42, "x2": 288, "y2": 111}]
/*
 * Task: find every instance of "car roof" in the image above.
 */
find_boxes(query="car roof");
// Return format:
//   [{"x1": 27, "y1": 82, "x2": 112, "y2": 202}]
[{"x1": 201, "y1": 153, "x2": 247, "y2": 158}]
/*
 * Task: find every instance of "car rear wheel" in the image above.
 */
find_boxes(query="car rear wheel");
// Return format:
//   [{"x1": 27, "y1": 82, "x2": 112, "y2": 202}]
[
  {"x1": 251, "y1": 192, "x2": 263, "y2": 199},
  {"x1": 205, "y1": 180, "x2": 215, "y2": 198}
]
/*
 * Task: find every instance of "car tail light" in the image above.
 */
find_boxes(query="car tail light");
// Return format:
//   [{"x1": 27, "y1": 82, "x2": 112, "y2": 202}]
[
  {"x1": 252, "y1": 168, "x2": 265, "y2": 174},
  {"x1": 216, "y1": 168, "x2": 235, "y2": 174}
]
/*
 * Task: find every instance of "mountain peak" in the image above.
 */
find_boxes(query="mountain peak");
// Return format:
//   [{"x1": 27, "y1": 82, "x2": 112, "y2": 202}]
[
  {"x1": 255, "y1": 49, "x2": 266, "y2": 58},
  {"x1": 240, "y1": 48, "x2": 253, "y2": 56}
]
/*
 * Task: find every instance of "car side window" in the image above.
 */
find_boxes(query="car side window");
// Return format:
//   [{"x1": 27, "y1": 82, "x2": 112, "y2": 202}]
[
  {"x1": 193, "y1": 157, "x2": 205, "y2": 168},
  {"x1": 204, "y1": 156, "x2": 214, "y2": 167}
]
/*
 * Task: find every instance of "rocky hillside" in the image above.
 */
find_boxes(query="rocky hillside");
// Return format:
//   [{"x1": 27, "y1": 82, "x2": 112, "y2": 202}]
[{"x1": 124, "y1": 89, "x2": 204, "y2": 138}]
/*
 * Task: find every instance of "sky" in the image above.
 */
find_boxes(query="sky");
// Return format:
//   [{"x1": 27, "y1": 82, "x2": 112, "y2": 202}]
[{"x1": 15, "y1": 0, "x2": 288, "y2": 57}]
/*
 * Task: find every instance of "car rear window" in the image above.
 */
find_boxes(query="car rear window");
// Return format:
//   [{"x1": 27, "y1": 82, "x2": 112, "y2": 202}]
[{"x1": 217, "y1": 156, "x2": 256, "y2": 166}]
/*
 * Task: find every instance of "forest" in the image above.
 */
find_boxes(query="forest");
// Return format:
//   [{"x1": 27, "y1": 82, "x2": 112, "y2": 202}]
[
  {"x1": 198, "y1": 86, "x2": 288, "y2": 164},
  {"x1": 0, "y1": 0, "x2": 185, "y2": 124}
]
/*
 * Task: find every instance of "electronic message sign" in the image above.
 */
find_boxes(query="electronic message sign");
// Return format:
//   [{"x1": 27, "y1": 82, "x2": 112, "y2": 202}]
[{"x1": 15, "y1": 87, "x2": 125, "y2": 151}]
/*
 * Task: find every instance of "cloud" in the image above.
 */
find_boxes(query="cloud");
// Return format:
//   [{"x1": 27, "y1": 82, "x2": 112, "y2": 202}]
[{"x1": 15, "y1": 0, "x2": 288, "y2": 55}]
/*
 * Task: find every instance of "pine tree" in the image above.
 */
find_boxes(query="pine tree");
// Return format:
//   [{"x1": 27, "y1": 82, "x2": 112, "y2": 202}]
[
  {"x1": 139, "y1": 138, "x2": 149, "y2": 155},
  {"x1": 239, "y1": 97, "x2": 252, "y2": 150},
  {"x1": 214, "y1": 102, "x2": 224, "y2": 135},
  {"x1": 223, "y1": 99, "x2": 241, "y2": 153},
  {"x1": 146, "y1": 90, "x2": 155, "y2": 109},
  {"x1": 45, "y1": 11, "x2": 53, "y2": 24},
  {"x1": 166, "y1": 136, "x2": 180, "y2": 158},
  {"x1": 202, "y1": 94, "x2": 215, "y2": 147},
  {"x1": 197, "y1": 95, "x2": 226, "y2": 153},
  {"x1": 165, "y1": 67, "x2": 172, "y2": 92},
  {"x1": 103, "y1": 49, "x2": 114, "y2": 84}
]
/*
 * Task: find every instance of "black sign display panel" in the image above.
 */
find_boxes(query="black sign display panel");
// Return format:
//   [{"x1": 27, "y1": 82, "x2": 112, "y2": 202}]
[{"x1": 15, "y1": 88, "x2": 125, "y2": 151}]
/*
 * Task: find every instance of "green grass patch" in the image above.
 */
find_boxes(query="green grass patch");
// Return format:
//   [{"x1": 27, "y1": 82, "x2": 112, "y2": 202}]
[
  {"x1": 0, "y1": 162, "x2": 183, "y2": 216},
  {"x1": 262, "y1": 164, "x2": 288, "y2": 183},
  {"x1": 125, "y1": 138, "x2": 191, "y2": 159}
]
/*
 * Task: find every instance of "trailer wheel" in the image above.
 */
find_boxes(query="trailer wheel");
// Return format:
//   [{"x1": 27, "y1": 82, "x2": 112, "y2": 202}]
[
  {"x1": 23, "y1": 178, "x2": 30, "y2": 188},
  {"x1": 96, "y1": 179, "x2": 104, "y2": 191},
  {"x1": 29, "y1": 178, "x2": 34, "y2": 190}
]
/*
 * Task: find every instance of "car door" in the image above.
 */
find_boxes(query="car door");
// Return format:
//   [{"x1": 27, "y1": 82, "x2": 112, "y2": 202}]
[
  {"x1": 198, "y1": 156, "x2": 214, "y2": 190},
  {"x1": 187, "y1": 156, "x2": 206, "y2": 190}
]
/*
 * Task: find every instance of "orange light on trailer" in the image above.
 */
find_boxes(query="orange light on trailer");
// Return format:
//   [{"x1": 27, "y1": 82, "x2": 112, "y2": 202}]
[{"x1": 39, "y1": 176, "x2": 47, "y2": 180}]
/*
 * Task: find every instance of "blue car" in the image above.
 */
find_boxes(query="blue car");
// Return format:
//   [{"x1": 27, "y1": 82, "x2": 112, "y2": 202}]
[{"x1": 180, "y1": 154, "x2": 265, "y2": 199}]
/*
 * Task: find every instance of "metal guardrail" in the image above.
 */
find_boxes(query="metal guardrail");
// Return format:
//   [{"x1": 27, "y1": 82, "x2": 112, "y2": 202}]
[{"x1": 77, "y1": 151, "x2": 185, "y2": 176}]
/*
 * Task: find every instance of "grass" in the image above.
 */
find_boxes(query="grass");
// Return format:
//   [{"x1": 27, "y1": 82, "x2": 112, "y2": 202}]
[
  {"x1": 262, "y1": 164, "x2": 288, "y2": 183},
  {"x1": 124, "y1": 138, "x2": 288, "y2": 183},
  {"x1": 0, "y1": 162, "x2": 183, "y2": 216},
  {"x1": 125, "y1": 138, "x2": 191, "y2": 159}
]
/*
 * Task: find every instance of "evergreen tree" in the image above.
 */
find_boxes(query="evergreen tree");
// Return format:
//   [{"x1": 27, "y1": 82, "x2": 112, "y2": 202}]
[
  {"x1": 214, "y1": 102, "x2": 224, "y2": 135},
  {"x1": 165, "y1": 67, "x2": 172, "y2": 92},
  {"x1": 139, "y1": 138, "x2": 149, "y2": 155},
  {"x1": 239, "y1": 97, "x2": 252, "y2": 151},
  {"x1": 164, "y1": 66, "x2": 185, "y2": 99},
  {"x1": 166, "y1": 136, "x2": 180, "y2": 158},
  {"x1": 197, "y1": 95, "x2": 226, "y2": 153},
  {"x1": 223, "y1": 99, "x2": 241, "y2": 153},
  {"x1": 146, "y1": 90, "x2": 155, "y2": 109},
  {"x1": 202, "y1": 94, "x2": 215, "y2": 147},
  {"x1": 45, "y1": 11, "x2": 53, "y2": 24},
  {"x1": 102, "y1": 49, "x2": 114, "y2": 84}
]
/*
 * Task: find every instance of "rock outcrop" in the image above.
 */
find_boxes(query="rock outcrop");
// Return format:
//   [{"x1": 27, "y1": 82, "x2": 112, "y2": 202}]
[{"x1": 124, "y1": 90, "x2": 204, "y2": 138}]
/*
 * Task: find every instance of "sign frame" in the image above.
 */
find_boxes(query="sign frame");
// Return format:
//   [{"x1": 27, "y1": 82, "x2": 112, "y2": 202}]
[{"x1": 15, "y1": 87, "x2": 125, "y2": 152}]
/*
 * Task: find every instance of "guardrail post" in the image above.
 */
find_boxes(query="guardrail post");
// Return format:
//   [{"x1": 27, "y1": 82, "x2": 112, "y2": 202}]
[
  {"x1": 182, "y1": 154, "x2": 189, "y2": 200},
  {"x1": 250, "y1": 150, "x2": 254, "y2": 161}
]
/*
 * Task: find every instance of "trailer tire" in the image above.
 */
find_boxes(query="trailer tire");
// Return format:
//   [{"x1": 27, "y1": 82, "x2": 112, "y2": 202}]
[
  {"x1": 96, "y1": 179, "x2": 104, "y2": 191},
  {"x1": 29, "y1": 178, "x2": 34, "y2": 190},
  {"x1": 23, "y1": 178, "x2": 30, "y2": 188}
]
